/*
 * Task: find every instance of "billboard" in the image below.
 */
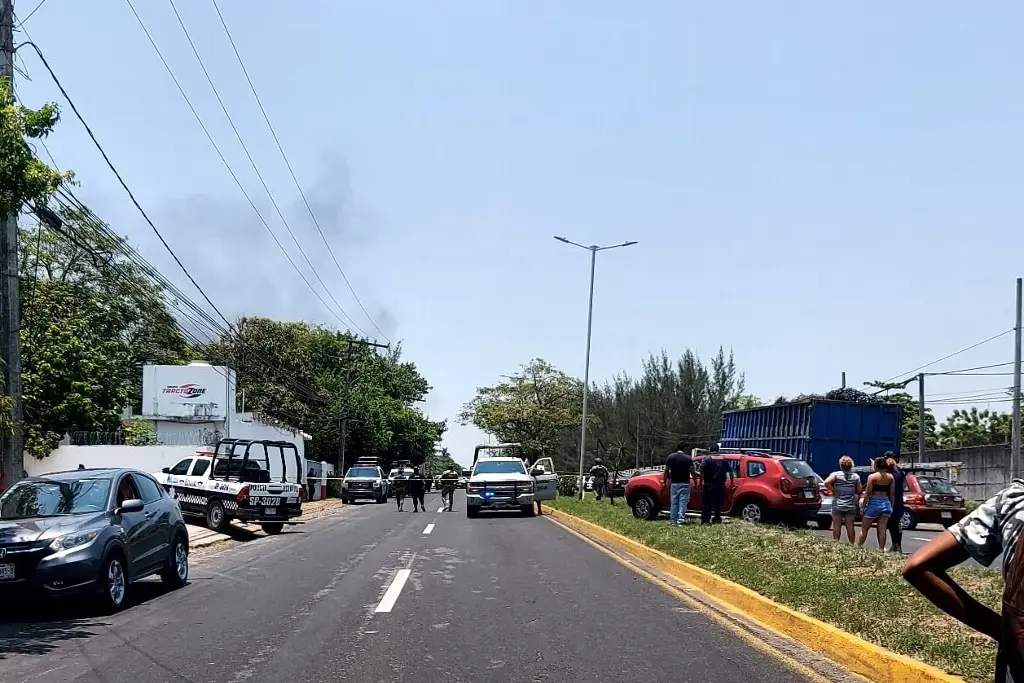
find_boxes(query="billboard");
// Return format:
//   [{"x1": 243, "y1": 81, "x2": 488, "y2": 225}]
[{"x1": 142, "y1": 362, "x2": 235, "y2": 420}]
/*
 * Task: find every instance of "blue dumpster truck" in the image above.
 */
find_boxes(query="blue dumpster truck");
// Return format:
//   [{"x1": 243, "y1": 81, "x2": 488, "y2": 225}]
[{"x1": 721, "y1": 399, "x2": 902, "y2": 478}]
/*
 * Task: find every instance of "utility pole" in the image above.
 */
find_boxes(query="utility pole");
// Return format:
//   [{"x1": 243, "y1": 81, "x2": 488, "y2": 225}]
[
  {"x1": 1013, "y1": 278, "x2": 1022, "y2": 480},
  {"x1": 916, "y1": 373, "x2": 925, "y2": 469},
  {"x1": 635, "y1": 412, "x2": 640, "y2": 470},
  {"x1": 337, "y1": 338, "x2": 389, "y2": 475},
  {"x1": 841, "y1": 372, "x2": 846, "y2": 389},
  {"x1": 0, "y1": 0, "x2": 23, "y2": 490}
]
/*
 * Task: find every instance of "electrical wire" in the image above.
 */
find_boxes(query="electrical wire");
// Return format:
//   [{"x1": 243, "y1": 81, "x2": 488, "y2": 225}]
[
  {"x1": 879, "y1": 329, "x2": 1014, "y2": 384},
  {"x1": 122, "y1": 0, "x2": 363, "y2": 334},
  {"x1": 209, "y1": 0, "x2": 391, "y2": 343},
  {"x1": 164, "y1": 0, "x2": 367, "y2": 337},
  {"x1": 14, "y1": 0, "x2": 47, "y2": 27}
]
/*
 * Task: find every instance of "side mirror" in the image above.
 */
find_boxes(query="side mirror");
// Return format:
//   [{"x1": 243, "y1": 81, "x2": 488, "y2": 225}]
[
  {"x1": 117, "y1": 498, "x2": 145, "y2": 514},
  {"x1": 161, "y1": 467, "x2": 170, "y2": 474},
  {"x1": 530, "y1": 468, "x2": 545, "y2": 477}
]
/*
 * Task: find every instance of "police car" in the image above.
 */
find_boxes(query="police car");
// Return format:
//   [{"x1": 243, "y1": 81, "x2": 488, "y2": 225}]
[
  {"x1": 154, "y1": 438, "x2": 304, "y2": 535},
  {"x1": 465, "y1": 444, "x2": 558, "y2": 518},
  {"x1": 341, "y1": 456, "x2": 389, "y2": 504}
]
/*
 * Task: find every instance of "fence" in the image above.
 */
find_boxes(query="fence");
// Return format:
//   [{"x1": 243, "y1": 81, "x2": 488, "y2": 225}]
[
  {"x1": 908, "y1": 444, "x2": 1011, "y2": 501},
  {"x1": 63, "y1": 428, "x2": 224, "y2": 447}
]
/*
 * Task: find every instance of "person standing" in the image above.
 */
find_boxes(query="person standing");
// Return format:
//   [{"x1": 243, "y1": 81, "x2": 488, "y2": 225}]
[
  {"x1": 589, "y1": 459, "x2": 610, "y2": 502},
  {"x1": 664, "y1": 443, "x2": 693, "y2": 526},
  {"x1": 700, "y1": 445, "x2": 734, "y2": 525},
  {"x1": 885, "y1": 453, "x2": 906, "y2": 553},
  {"x1": 393, "y1": 472, "x2": 407, "y2": 511},
  {"x1": 439, "y1": 466, "x2": 458, "y2": 511},
  {"x1": 409, "y1": 467, "x2": 426, "y2": 512},
  {"x1": 857, "y1": 457, "x2": 894, "y2": 548},
  {"x1": 824, "y1": 456, "x2": 862, "y2": 544}
]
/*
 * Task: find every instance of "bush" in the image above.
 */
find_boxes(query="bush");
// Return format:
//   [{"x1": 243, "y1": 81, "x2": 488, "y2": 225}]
[
  {"x1": 557, "y1": 475, "x2": 578, "y2": 497},
  {"x1": 327, "y1": 479, "x2": 344, "y2": 498}
]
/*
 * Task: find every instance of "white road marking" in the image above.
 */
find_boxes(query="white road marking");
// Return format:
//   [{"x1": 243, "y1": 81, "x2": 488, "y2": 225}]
[
  {"x1": 375, "y1": 568, "x2": 412, "y2": 613},
  {"x1": 423, "y1": 523, "x2": 435, "y2": 535},
  {"x1": 912, "y1": 536, "x2": 931, "y2": 541}
]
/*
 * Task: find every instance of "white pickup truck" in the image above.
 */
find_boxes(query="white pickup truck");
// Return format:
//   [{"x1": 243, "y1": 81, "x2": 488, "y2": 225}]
[
  {"x1": 465, "y1": 444, "x2": 558, "y2": 518},
  {"x1": 154, "y1": 438, "x2": 304, "y2": 535}
]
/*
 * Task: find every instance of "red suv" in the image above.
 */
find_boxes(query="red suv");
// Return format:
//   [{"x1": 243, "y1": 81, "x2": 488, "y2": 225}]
[{"x1": 625, "y1": 451, "x2": 821, "y2": 525}]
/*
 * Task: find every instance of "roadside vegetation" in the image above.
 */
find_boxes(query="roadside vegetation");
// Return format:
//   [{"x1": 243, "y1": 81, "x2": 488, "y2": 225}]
[{"x1": 550, "y1": 496, "x2": 1001, "y2": 683}]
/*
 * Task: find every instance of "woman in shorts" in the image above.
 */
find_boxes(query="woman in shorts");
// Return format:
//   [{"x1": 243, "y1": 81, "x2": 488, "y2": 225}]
[
  {"x1": 857, "y1": 457, "x2": 895, "y2": 549},
  {"x1": 824, "y1": 455, "x2": 862, "y2": 544}
]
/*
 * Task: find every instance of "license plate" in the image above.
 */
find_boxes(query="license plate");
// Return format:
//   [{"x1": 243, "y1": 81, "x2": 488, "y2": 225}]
[
  {"x1": 802, "y1": 490, "x2": 814, "y2": 499},
  {"x1": 263, "y1": 507, "x2": 276, "y2": 515},
  {"x1": 0, "y1": 563, "x2": 14, "y2": 580},
  {"x1": 941, "y1": 511, "x2": 952, "y2": 519}
]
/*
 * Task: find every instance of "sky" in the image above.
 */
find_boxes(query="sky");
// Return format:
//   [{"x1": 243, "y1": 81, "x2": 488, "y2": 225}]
[{"x1": 13, "y1": 1, "x2": 1024, "y2": 466}]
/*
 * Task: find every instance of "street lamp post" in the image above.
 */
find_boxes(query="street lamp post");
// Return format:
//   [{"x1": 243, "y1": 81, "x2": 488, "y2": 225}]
[{"x1": 554, "y1": 236, "x2": 637, "y2": 500}]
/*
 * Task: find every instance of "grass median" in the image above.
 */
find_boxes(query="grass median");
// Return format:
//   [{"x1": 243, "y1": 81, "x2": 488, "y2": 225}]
[{"x1": 549, "y1": 496, "x2": 1001, "y2": 683}]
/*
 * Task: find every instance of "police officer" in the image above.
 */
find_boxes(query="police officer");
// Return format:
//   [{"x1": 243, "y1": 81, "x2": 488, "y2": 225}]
[
  {"x1": 439, "y1": 466, "x2": 459, "y2": 511},
  {"x1": 590, "y1": 459, "x2": 610, "y2": 502},
  {"x1": 409, "y1": 467, "x2": 426, "y2": 512},
  {"x1": 393, "y1": 471, "x2": 407, "y2": 511}
]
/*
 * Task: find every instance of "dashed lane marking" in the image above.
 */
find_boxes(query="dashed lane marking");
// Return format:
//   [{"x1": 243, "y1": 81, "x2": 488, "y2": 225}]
[
  {"x1": 374, "y1": 568, "x2": 412, "y2": 613},
  {"x1": 423, "y1": 523, "x2": 435, "y2": 535}
]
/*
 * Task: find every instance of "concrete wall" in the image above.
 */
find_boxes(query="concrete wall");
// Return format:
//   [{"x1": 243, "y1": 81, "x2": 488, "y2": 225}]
[
  {"x1": 26, "y1": 445, "x2": 202, "y2": 477},
  {"x1": 902, "y1": 444, "x2": 1010, "y2": 501}
]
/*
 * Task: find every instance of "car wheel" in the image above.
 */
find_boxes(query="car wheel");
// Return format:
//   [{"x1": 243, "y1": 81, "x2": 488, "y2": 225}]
[
  {"x1": 160, "y1": 534, "x2": 189, "y2": 588},
  {"x1": 466, "y1": 507, "x2": 479, "y2": 518},
  {"x1": 632, "y1": 493, "x2": 658, "y2": 520},
  {"x1": 100, "y1": 552, "x2": 129, "y2": 613},
  {"x1": 739, "y1": 500, "x2": 764, "y2": 524},
  {"x1": 206, "y1": 500, "x2": 228, "y2": 533},
  {"x1": 342, "y1": 497, "x2": 351, "y2": 504},
  {"x1": 261, "y1": 523, "x2": 284, "y2": 535},
  {"x1": 899, "y1": 509, "x2": 916, "y2": 531},
  {"x1": 816, "y1": 515, "x2": 832, "y2": 531},
  {"x1": 521, "y1": 504, "x2": 536, "y2": 517}
]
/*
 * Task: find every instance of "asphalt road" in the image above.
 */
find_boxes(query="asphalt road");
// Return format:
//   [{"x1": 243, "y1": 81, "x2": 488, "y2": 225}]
[
  {"x1": 808, "y1": 521, "x2": 987, "y2": 568},
  {"x1": 0, "y1": 491, "x2": 827, "y2": 683}
]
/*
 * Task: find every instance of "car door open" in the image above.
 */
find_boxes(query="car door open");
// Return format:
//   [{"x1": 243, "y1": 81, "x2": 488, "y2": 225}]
[{"x1": 531, "y1": 457, "x2": 558, "y2": 502}]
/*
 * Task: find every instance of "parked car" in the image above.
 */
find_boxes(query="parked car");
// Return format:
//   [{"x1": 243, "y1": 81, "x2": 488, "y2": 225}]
[
  {"x1": 0, "y1": 468, "x2": 190, "y2": 612},
  {"x1": 608, "y1": 473, "x2": 632, "y2": 498},
  {"x1": 625, "y1": 451, "x2": 821, "y2": 525},
  {"x1": 849, "y1": 466, "x2": 966, "y2": 531}
]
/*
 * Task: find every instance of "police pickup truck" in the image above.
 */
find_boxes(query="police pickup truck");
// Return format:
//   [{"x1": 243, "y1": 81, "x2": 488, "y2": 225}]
[
  {"x1": 154, "y1": 438, "x2": 304, "y2": 535},
  {"x1": 341, "y1": 457, "x2": 389, "y2": 504},
  {"x1": 465, "y1": 444, "x2": 558, "y2": 518}
]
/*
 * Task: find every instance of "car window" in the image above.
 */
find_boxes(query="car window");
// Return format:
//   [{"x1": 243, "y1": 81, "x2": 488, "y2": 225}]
[
  {"x1": 191, "y1": 459, "x2": 210, "y2": 477},
  {"x1": 726, "y1": 458, "x2": 741, "y2": 475},
  {"x1": 0, "y1": 477, "x2": 113, "y2": 519},
  {"x1": 747, "y1": 461, "x2": 766, "y2": 478},
  {"x1": 473, "y1": 461, "x2": 527, "y2": 475},
  {"x1": 780, "y1": 459, "x2": 816, "y2": 478},
  {"x1": 169, "y1": 459, "x2": 193, "y2": 476},
  {"x1": 116, "y1": 475, "x2": 141, "y2": 506},
  {"x1": 916, "y1": 477, "x2": 959, "y2": 495},
  {"x1": 134, "y1": 474, "x2": 164, "y2": 503}
]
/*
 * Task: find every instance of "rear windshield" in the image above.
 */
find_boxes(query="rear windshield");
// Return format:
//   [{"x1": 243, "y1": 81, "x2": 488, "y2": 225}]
[
  {"x1": 917, "y1": 477, "x2": 959, "y2": 495},
  {"x1": 780, "y1": 459, "x2": 816, "y2": 479},
  {"x1": 346, "y1": 467, "x2": 378, "y2": 478},
  {"x1": 473, "y1": 461, "x2": 527, "y2": 476}
]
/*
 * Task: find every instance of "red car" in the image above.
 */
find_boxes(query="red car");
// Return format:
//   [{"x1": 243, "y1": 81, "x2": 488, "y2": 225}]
[{"x1": 625, "y1": 451, "x2": 821, "y2": 525}]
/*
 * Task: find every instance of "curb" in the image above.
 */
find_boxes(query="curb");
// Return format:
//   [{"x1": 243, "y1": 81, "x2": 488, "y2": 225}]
[{"x1": 546, "y1": 507, "x2": 965, "y2": 683}]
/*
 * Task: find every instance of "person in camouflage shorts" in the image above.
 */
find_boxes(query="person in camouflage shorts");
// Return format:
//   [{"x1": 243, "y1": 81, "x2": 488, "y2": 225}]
[
  {"x1": 439, "y1": 467, "x2": 458, "y2": 512},
  {"x1": 392, "y1": 473, "x2": 408, "y2": 511},
  {"x1": 904, "y1": 480, "x2": 1024, "y2": 681}
]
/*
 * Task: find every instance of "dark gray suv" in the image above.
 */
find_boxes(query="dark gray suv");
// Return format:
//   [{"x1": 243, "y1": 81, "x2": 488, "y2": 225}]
[{"x1": 0, "y1": 467, "x2": 190, "y2": 611}]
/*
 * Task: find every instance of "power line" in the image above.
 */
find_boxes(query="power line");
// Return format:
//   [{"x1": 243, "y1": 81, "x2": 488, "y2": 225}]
[
  {"x1": 209, "y1": 0, "x2": 390, "y2": 343},
  {"x1": 14, "y1": 0, "x2": 46, "y2": 27},
  {"x1": 18, "y1": 40, "x2": 233, "y2": 330},
  {"x1": 880, "y1": 329, "x2": 1014, "y2": 384},
  {"x1": 164, "y1": 0, "x2": 368, "y2": 337},
  {"x1": 121, "y1": 0, "x2": 361, "y2": 334}
]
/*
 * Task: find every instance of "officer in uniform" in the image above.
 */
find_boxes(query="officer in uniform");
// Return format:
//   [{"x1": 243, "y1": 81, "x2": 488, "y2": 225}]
[
  {"x1": 393, "y1": 471, "x2": 407, "y2": 511},
  {"x1": 439, "y1": 466, "x2": 459, "y2": 511},
  {"x1": 590, "y1": 459, "x2": 611, "y2": 502}
]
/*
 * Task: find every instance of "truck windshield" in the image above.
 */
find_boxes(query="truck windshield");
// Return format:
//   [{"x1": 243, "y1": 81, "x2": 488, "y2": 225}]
[
  {"x1": 346, "y1": 467, "x2": 378, "y2": 478},
  {"x1": 473, "y1": 461, "x2": 527, "y2": 475}
]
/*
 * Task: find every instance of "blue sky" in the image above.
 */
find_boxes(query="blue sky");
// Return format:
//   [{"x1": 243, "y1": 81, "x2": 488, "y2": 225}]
[{"x1": 15, "y1": 2, "x2": 1024, "y2": 466}]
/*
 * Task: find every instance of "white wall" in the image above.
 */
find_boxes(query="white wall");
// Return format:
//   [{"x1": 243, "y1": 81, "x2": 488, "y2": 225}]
[{"x1": 26, "y1": 445, "x2": 203, "y2": 477}]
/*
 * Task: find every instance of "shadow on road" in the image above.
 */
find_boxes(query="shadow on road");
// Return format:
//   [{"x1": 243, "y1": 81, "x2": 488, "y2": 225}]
[{"x1": 0, "y1": 580, "x2": 176, "y2": 659}]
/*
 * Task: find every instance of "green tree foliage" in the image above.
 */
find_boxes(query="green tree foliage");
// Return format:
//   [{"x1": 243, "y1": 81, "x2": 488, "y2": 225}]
[
  {"x1": 936, "y1": 408, "x2": 1011, "y2": 449},
  {"x1": 19, "y1": 211, "x2": 191, "y2": 457},
  {"x1": 863, "y1": 380, "x2": 938, "y2": 452},
  {"x1": 203, "y1": 318, "x2": 444, "y2": 469},
  {"x1": 459, "y1": 359, "x2": 583, "y2": 469}
]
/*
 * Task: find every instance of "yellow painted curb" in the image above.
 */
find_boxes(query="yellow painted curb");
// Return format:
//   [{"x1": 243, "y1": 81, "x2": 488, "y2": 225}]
[{"x1": 547, "y1": 507, "x2": 965, "y2": 683}]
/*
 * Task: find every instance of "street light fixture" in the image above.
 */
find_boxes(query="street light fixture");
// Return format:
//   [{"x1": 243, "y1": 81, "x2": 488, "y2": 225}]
[{"x1": 553, "y1": 235, "x2": 637, "y2": 500}]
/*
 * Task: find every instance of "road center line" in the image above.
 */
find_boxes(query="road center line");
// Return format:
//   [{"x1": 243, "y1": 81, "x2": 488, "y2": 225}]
[
  {"x1": 375, "y1": 569, "x2": 412, "y2": 613},
  {"x1": 423, "y1": 523, "x2": 435, "y2": 535}
]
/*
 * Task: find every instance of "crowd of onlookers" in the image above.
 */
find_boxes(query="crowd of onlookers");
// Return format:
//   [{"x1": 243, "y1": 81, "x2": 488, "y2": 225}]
[{"x1": 823, "y1": 453, "x2": 905, "y2": 552}]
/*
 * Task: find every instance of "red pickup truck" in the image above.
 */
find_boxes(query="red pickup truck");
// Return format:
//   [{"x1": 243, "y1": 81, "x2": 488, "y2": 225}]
[{"x1": 625, "y1": 451, "x2": 821, "y2": 525}]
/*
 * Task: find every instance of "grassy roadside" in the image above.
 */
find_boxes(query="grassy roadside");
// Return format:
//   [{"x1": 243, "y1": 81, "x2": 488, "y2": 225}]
[{"x1": 550, "y1": 496, "x2": 1001, "y2": 683}]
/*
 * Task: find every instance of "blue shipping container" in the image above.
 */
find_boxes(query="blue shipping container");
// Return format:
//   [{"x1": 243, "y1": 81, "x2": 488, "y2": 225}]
[{"x1": 720, "y1": 400, "x2": 902, "y2": 478}]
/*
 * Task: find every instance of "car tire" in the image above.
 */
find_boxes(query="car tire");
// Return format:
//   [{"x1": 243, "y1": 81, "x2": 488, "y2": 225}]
[
  {"x1": 342, "y1": 497, "x2": 351, "y2": 505},
  {"x1": 160, "y1": 534, "x2": 189, "y2": 588},
  {"x1": 206, "y1": 500, "x2": 229, "y2": 533},
  {"x1": 466, "y1": 507, "x2": 479, "y2": 518},
  {"x1": 261, "y1": 523, "x2": 284, "y2": 535},
  {"x1": 941, "y1": 519, "x2": 955, "y2": 529},
  {"x1": 521, "y1": 504, "x2": 536, "y2": 517},
  {"x1": 631, "y1": 493, "x2": 659, "y2": 520},
  {"x1": 899, "y1": 509, "x2": 917, "y2": 531},
  {"x1": 738, "y1": 499, "x2": 765, "y2": 524},
  {"x1": 99, "y1": 551, "x2": 129, "y2": 613},
  {"x1": 816, "y1": 516, "x2": 832, "y2": 531}
]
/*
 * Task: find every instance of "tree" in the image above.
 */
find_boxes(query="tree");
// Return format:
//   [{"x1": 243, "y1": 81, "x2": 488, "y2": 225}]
[
  {"x1": 0, "y1": 76, "x2": 74, "y2": 486},
  {"x1": 936, "y1": 408, "x2": 1011, "y2": 449},
  {"x1": 459, "y1": 359, "x2": 583, "y2": 470},
  {"x1": 863, "y1": 380, "x2": 937, "y2": 453},
  {"x1": 203, "y1": 318, "x2": 444, "y2": 470}
]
